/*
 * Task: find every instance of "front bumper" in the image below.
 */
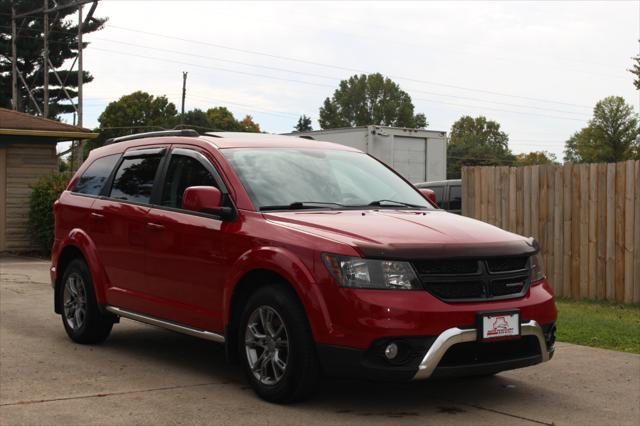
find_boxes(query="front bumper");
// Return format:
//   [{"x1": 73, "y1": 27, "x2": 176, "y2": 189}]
[
  {"x1": 313, "y1": 279, "x2": 557, "y2": 349},
  {"x1": 317, "y1": 320, "x2": 555, "y2": 381},
  {"x1": 413, "y1": 320, "x2": 552, "y2": 380}
]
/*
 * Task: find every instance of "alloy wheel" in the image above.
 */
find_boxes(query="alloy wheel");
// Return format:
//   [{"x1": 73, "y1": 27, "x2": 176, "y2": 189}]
[
  {"x1": 244, "y1": 305, "x2": 290, "y2": 385},
  {"x1": 63, "y1": 272, "x2": 87, "y2": 331}
]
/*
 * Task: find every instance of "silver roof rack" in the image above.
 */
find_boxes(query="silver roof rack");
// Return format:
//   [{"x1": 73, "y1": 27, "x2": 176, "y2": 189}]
[{"x1": 104, "y1": 129, "x2": 199, "y2": 145}]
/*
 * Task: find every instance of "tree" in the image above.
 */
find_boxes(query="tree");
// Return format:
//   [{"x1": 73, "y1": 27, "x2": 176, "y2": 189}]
[
  {"x1": 0, "y1": 0, "x2": 106, "y2": 118},
  {"x1": 28, "y1": 172, "x2": 71, "y2": 253},
  {"x1": 447, "y1": 116, "x2": 515, "y2": 178},
  {"x1": 206, "y1": 106, "x2": 241, "y2": 131},
  {"x1": 182, "y1": 108, "x2": 213, "y2": 133},
  {"x1": 98, "y1": 91, "x2": 177, "y2": 137},
  {"x1": 239, "y1": 115, "x2": 261, "y2": 133},
  {"x1": 318, "y1": 73, "x2": 427, "y2": 129},
  {"x1": 630, "y1": 55, "x2": 640, "y2": 90},
  {"x1": 564, "y1": 96, "x2": 639, "y2": 163},
  {"x1": 83, "y1": 91, "x2": 177, "y2": 155},
  {"x1": 205, "y1": 107, "x2": 260, "y2": 132},
  {"x1": 294, "y1": 115, "x2": 313, "y2": 132},
  {"x1": 84, "y1": 96, "x2": 263, "y2": 156},
  {"x1": 515, "y1": 151, "x2": 558, "y2": 166}
]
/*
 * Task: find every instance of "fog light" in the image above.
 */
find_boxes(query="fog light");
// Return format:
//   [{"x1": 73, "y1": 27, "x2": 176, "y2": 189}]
[{"x1": 384, "y1": 343, "x2": 399, "y2": 360}]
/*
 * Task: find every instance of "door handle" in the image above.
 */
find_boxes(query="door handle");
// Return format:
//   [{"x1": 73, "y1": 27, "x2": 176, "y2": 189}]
[
  {"x1": 146, "y1": 222, "x2": 165, "y2": 231},
  {"x1": 90, "y1": 212, "x2": 104, "y2": 221}
]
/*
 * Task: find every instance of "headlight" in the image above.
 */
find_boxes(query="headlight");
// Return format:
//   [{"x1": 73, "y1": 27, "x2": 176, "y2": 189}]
[
  {"x1": 322, "y1": 254, "x2": 421, "y2": 290},
  {"x1": 530, "y1": 253, "x2": 546, "y2": 283}
]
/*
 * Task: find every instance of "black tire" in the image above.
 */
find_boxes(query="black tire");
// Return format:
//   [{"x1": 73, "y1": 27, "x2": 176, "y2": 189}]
[
  {"x1": 238, "y1": 284, "x2": 319, "y2": 403},
  {"x1": 59, "y1": 258, "x2": 114, "y2": 344}
]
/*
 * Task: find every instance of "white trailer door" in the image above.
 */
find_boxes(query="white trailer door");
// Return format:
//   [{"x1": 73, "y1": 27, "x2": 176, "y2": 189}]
[
  {"x1": 426, "y1": 137, "x2": 446, "y2": 181},
  {"x1": 391, "y1": 136, "x2": 426, "y2": 183}
]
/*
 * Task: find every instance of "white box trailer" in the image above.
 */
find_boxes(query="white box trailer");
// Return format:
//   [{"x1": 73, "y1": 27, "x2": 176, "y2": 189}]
[{"x1": 287, "y1": 126, "x2": 447, "y2": 183}]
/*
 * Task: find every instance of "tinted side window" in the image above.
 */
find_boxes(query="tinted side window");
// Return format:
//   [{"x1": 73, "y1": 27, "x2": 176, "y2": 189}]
[
  {"x1": 429, "y1": 186, "x2": 445, "y2": 205},
  {"x1": 161, "y1": 155, "x2": 217, "y2": 209},
  {"x1": 109, "y1": 155, "x2": 162, "y2": 204},
  {"x1": 73, "y1": 154, "x2": 120, "y2": 196},
  {"x1": 449, "y1": 185, "x2": 462, "y2": 210}
]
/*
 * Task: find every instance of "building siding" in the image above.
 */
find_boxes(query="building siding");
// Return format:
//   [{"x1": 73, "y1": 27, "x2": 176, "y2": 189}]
[
  {"x1": 0, "y1": 148, "x2": 6, "y2": 251},
  {"x1": 2, "y1": 143, "x2": 57, "y2": 251}
]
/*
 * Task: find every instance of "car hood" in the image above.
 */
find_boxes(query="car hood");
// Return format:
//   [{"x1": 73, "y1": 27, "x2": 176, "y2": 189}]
[{"x1": 264, "y1": 209, "x2": 536, "y2": 259}]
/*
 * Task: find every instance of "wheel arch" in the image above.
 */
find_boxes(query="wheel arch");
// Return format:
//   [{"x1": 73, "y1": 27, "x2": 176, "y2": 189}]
[
  {"x1": 54, "y1": 229, "x2": 109, "y2": 314},
  {"x1": 223, "y1": 248, "x2": 332, "y2": 363}
]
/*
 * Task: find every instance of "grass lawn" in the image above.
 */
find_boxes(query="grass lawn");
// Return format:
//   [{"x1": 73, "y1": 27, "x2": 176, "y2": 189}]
[{"x1": 555, "y1": 299, "x2": 640, "y2": 354}]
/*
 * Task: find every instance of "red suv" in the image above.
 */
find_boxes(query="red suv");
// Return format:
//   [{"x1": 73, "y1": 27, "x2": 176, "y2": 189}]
[{"x1": 51, "y1": 130, "x2": 556, "y2": 403}]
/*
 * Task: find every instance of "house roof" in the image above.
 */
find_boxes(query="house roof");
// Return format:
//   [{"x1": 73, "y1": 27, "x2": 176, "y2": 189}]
[{"x1": 0, "y1": 108, "x2": 98, "y2": 140}]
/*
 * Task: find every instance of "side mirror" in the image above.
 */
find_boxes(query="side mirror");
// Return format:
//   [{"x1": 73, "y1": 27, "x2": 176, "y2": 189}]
[
  {"x1": 182, "y1": 186, "x2": 232, "y2": 217},
  {"x1": 419, "y1": 188, "x2": 439, "y2": 207}
]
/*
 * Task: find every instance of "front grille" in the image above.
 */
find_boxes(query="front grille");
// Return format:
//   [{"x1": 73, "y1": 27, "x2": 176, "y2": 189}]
[
  {"x1": 487, "y1": 257, "x2": 528, "y2": 273},
  {"x1": 414, "y1": 256, "x2": 531, "y2": 302},
  {"x1": 413, "y1": 259, "x2": 479, "y2": 275},
  {"x1": 428, "y1": 281, "x2": 484, "y2": 299}
]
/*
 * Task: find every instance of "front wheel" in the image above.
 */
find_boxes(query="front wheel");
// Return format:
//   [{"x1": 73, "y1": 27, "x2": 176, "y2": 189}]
[
  {"x1": 238, "y1": 284, "x2": 319, "y2": 403},
  {"x1": 60, "y1": 258, "x2": 114, "y2": 344}
]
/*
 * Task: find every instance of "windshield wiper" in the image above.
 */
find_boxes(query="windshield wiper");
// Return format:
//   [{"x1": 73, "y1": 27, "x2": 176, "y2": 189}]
[
  {"x1": 260, "y1": 201, "x2": 347, "y2": 211},
  {"x1": 367, "y1": 199, "x2": 424, "y2": 208}
]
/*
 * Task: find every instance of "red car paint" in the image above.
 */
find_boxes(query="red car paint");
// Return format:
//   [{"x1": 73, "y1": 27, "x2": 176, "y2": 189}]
[{"x1": 51, "y1": 134, "x2": 556, "y2": 368}]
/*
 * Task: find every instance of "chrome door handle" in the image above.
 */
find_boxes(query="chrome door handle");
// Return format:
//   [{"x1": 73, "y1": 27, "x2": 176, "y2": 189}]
[{"x1": 90, "y1": 212, "x2": 104, "y2": 220}]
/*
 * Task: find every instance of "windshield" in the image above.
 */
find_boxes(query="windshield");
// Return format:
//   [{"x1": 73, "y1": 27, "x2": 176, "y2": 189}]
[{"x1": 222, "y1": 148, "x2": 433, "y2": 211}]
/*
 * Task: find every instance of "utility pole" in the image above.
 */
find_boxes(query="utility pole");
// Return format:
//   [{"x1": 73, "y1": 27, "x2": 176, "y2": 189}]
[
  {"x1": 77, "y1": 5, "x2": 84, "y2": 129},
  {"x1": 42, "y1": 0, "x2": 49, "y2": 118},
  {"x1": 181, "y1": 71, "x2": 188, "y2": 123},
  {"x1": 11, "y1": 4, "x2": 17, "y2": 110},
  {"x1": 76, "y1": 4, "x2": 85, "y2": 167}
]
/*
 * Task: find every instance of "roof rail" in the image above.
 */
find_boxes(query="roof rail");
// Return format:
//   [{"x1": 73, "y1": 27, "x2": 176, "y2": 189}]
[{"x1": 104, "y1": 129, "x2": 199, "y2": 145}]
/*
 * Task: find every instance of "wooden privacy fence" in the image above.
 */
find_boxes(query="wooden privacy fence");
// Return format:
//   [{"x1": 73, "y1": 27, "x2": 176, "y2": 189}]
[{"x1": 461, "y1": 160, "x2": 640, "y2": 303}]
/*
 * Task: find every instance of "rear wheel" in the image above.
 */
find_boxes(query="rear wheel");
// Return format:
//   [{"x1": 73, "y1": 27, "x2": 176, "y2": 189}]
[
  {"x1": 60, "y1": 258, "x2": 113, "y2": 344},
  {"x1": 238, "y1": 284, "x2": 319, "y2": 403}
]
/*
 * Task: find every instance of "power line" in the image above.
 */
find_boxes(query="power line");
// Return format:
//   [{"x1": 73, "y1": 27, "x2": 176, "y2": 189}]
[
  {"x1": 414, "y1": 98, "x2": 588, "y2": 122},
  {"x1": 6, "y1": 26, "x2": 594, "y2": 119},
  {"x1": 88, "y1": 35, "x2": 590, "y2": 116},
  {"x1": 106, "y1": 23, "x2": 593, "y2": 109},
  {"x1": 93, "y1": 47, "x2": 333, "y2": 88},
  {"x1": 509, "y1": 142, "x2": 566, "y2": 148},
  {"x1": 90, "y1": 36, "x2": 339, "y2": 81},
  {"x1": 82, "y1": 46, "x2": 591, "y2": 123},
  {"x1": 405, "y1": 88, "x2": 588, "y2": 116},
  {"x1": 185, "y1": 94, "x2": 302, "y2": 119},
  {"x1": 63, "y1": 93, "x2": 304, "y2": 120}
]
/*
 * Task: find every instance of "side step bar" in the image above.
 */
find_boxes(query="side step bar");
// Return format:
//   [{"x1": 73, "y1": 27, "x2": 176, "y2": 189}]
[{"x1": 105, "y1": 305, "x2": 225, "y2": 343}]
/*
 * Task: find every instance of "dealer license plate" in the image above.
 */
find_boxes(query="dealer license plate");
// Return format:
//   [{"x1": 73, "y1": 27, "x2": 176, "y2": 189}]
[{"x1": 480, "y1": 311, "x2": 520, "y2": 340}]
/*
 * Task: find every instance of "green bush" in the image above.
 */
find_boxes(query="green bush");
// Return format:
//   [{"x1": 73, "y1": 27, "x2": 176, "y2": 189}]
[{"x1": 28, "y1": 172, "x2": 72, "y2": 254}]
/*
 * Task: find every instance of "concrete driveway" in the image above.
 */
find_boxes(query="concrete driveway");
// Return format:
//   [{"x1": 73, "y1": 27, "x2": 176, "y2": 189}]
[{"x1": 1, "y1": 256, "x2": 639, "y2": 426}]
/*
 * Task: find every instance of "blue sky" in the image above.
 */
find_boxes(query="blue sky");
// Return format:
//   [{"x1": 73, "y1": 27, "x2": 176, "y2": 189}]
[{"x1": 61, "y1": 0, "x2": 639, "y2": 160}]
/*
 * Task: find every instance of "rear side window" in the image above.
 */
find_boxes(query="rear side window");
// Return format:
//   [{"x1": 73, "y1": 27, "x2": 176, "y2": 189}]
[
  {"x1": 161, "y1": 154, "x2": 217, "y2": 209},
  {"x1": 109, "y1": 154, "x2": 162, "y2": 204},
  {"x1": 449, "y1": 185, "x2": 462, "y2": 210},
  {"x1": 73, "y1": 154, "x2": 120, "y2": 196}
]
